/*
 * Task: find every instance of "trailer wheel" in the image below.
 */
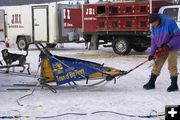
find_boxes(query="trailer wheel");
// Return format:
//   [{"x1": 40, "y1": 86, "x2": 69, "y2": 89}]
[
  {"x1": 17, "y1": 37, "x2": 29, "y2": 50},
  {"x1": 46, "y1": 43, "x2": 57, "y2": 48},
  {"x1": 133, "y1": 46, "x2": 148, "y2": 52},
  {"x1": 113, "y1": 37, "x2": 131, "y2": 55}
]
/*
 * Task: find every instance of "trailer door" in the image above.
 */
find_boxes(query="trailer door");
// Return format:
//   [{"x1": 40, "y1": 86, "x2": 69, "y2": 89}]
[
  {"x1": 0, "y1": 10, "x2": 5, "y2": 41},
  {"x1": 32, "y1": 6, "x2": 48, "y2": 42}
]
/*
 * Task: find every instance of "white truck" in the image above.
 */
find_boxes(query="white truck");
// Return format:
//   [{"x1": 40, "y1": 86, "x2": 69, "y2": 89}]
[
  {"x1": 0, "y1": 2, "x2": 81, "y2": 50},
  {"x1": 159, "y1": 5, "x2": 180, "y2": 28}
]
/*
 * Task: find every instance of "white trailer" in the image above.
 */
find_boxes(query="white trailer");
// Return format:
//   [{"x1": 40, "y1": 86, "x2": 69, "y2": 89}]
[{"x1": 0, "y1": 2, "x2": 81, "y2": 50}]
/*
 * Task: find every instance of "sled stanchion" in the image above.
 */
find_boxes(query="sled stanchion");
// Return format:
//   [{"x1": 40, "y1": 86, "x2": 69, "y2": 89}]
[
  {"x1": 114, "y1": 78, "x2": 116, "y2": 84},
  {"x1": 86, "y1": 77, "x2": 89, "y2": 84}
]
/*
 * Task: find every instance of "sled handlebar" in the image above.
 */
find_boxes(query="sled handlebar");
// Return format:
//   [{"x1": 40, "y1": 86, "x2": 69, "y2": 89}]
[
  {"x1": 35, "y1": 43, "x2": 52, "y2": 56},
  {"x1": 35, "y1": 43, "x2": 46, "y2": 50}
]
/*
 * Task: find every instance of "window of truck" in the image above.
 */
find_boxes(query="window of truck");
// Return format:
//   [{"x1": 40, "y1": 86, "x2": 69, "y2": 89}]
[
  {"x1": 163, "y1": 8, "x2": 179, "y2": 21},
  {"x1": 97, "y1": 6, "x2": 106, "y2": 15}
]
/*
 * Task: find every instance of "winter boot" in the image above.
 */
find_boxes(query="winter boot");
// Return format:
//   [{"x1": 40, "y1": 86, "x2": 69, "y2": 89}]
[
  {"x1": 167, "y1": 76, "x2": 178, "y2": 92},
  {"x1": 143, "y1": 73, "x2": 157, "y2": 90}
]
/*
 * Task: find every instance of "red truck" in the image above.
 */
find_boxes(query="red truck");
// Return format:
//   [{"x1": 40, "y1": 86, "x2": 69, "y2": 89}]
[{"x1": 64, "y1": 0, "x2": 172, "y2": 55}]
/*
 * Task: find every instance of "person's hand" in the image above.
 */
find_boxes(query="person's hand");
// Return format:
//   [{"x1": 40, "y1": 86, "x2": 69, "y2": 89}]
[
  {"x1": 155, "y1": 44, "x2": 169, "y2": 59},
  {"x1": 148, "y1": 55, "x2": 154, "y2": 61}
]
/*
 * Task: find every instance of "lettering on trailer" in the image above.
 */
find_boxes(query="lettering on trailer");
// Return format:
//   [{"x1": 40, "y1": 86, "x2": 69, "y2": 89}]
[
  {"x1": 9, "y1": 14, "x2": 24, "y2": 28},
  {"x1": 85, "y1": 8, "x2": 95, "y2": 15},
  {"x1": 64, "y1": 9, "x2": 73, "y2": 27},
  {"x1": 64, "y1": 22, "x2": 73, "y2": 27},
  {"x1": 84, "y1": 8, "x2": 96, "y2": 21},
  {"x1": 63, "y1": 8, "x2": 82, "y2": 28},
  {"x1": 84, "y1": 17, "x2": 96, "y2": 20}
]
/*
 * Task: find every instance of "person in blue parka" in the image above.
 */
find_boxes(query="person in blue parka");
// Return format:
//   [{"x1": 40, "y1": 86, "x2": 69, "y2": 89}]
[{"x1": 143, "y1": 13, "x2": 180, "y2": 92}]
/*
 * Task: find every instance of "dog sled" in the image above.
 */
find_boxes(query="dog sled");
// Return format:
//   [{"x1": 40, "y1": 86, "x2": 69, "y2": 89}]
[
  {"x1": 37, "y1": 43, "x2": 127, "y2": 88},
  {"x1": 37, "y1": 43, "x2": 149, "y2": 89},
  {"x1": 0, "y1": 43, "x2": 148, "y2": 90}
]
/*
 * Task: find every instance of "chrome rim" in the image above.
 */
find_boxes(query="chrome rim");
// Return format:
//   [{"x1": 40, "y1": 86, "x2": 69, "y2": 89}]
[
  {"x1": 18, "y1": 39, "x2": 26, "y2": 50},
  {"x1": 115, "y1": 40, "x2": 127, "y2": 53}
]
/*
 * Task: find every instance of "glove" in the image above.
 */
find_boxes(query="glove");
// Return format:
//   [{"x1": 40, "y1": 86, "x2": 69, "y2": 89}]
[
  {"x1": 155, "y1": 44, "x2": 169, "y2": 59},
  {"x1": 148, "y1": 55, "x2": 154, "y2": 61}
]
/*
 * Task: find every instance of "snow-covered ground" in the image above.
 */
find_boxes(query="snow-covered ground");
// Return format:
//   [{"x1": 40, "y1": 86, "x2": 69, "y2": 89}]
[{"x1": 0, "y1": 43, "x2": 180, "y2": 120}]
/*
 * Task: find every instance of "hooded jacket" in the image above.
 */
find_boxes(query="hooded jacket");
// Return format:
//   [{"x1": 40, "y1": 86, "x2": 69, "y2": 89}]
[{"x1": 150, "y1": 14, "x2": 180, "y2": 56}]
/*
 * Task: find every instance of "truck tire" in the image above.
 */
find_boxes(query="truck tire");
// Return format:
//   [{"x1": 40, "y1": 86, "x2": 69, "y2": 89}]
[
  {"x1": 46, "y1": 43, "x2": 57, "y2": 48},
  {"x1": 17, "y1": 37, "x2": 29, "y2": 50},
  {"x1": 113, "y1": 37, "x2": 131, "y2": 55},
  {"x1": 133, "y1": 46, "x2": 148, "y2": 52}
]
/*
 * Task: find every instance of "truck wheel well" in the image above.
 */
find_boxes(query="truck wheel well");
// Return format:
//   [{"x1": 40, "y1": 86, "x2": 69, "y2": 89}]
[
  {"x1": 16, "y1": 35, "x2": 31, "y2": 50},
  {"x1": 16, "y1": 35, "x2": 31, "y2": 44}
]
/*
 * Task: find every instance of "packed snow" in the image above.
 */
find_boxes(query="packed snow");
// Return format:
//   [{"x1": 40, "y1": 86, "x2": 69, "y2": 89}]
[{"x1": 0, "y1": 42, "x2": 180, "y2": 120}]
